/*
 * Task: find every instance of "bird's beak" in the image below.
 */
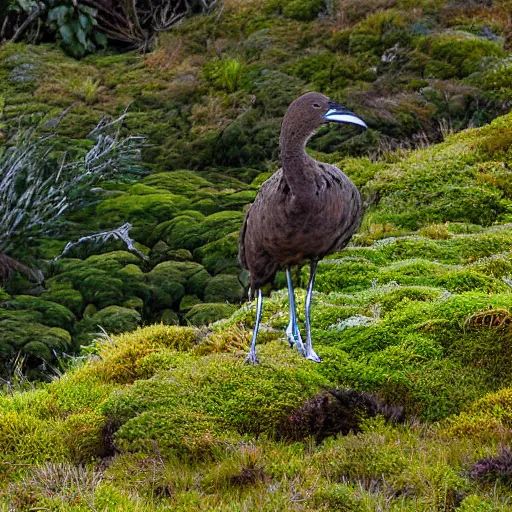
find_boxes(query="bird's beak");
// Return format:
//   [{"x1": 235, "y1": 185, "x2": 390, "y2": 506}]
[{"x1": 324, "y1": 103, "x2": 368, "y2": 129}]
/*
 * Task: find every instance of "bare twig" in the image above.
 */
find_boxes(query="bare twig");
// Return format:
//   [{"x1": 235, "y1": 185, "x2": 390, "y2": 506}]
[
  {"x1": 55, "y1": 222, "x2": 148, "y2": 261},
  {"x1": 0, "y1": 110, "x2": 146, "y2": 253},
  {"x1": 10, "y1": 4, "x2": 46, "y2": 43}
]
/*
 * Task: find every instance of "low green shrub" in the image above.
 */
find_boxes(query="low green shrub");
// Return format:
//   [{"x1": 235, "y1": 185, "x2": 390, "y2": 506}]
[
  {"x1": 92, "y1": 306, "x2": 142, "y2": 335},
  {"x1": 204, "y1": 275, "x2": 245, "y2": 303},
  {"x1": 3, "y1": 295, "x2": 76, "y2": 330},
  {"x1": 186, "y1": 269, "x2": 212, "y2": 299},
  {"x1": 185, "y1": 303, "x2": 237, "y2": 325},
  {"x1": 417, "y1": 33, "x2": 506, "y2": 78},
  {"x1": 42, "y1": 287, "x2": 83, "y2": 317}
]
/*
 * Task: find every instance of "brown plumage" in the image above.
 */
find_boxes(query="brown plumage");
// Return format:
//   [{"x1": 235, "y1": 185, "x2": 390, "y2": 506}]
[
  {"x1": 238, "y1": 91, "x2": 366, "y2": 363},
  {"x1": 239, "y1": 92, "x2": 364, "y2": 289}
]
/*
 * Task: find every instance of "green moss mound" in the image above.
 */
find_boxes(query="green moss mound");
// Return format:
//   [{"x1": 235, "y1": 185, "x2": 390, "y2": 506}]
[
  {"x1": 92, "y1": 306, "x2": 142, "y2": 335},
  {"x1": 185, "y1": 303, "x2": 237, "y2": 326},
  {"x1": 102, "y1": 343, "x2": 327, "y2": 449},
  {"x1": 204, "y1": 275, "x2": 245, "y2": 303},
  {"x1": 41, "y1": 287, "x2": 83, "y2": 317},
  {"x1": 2, "y1": 295, "x2": 76, "y2": 330}
]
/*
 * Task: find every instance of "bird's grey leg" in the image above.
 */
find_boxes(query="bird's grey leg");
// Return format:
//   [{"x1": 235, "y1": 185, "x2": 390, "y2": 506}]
[
  {"x1": 285, "y1": 268, "x2": 305, "y2": 355},
  {"x1": 246, "y1": 288, "x2": 263, "y2": 364},
  {"x1": 304, "y1": 259, "x2": 321, "y2": 362}
]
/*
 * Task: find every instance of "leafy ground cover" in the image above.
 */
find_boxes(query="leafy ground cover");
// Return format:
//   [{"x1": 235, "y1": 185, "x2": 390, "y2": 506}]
[
  {"x1": 1, "y1": 1, "x2": 512, "y2": 508},
  {"x1": 2, "y1": 0, "x2": 512, "y2": 378},
  {"x1": 1, "y1": 112, "x2": 512, "y2": 507}
]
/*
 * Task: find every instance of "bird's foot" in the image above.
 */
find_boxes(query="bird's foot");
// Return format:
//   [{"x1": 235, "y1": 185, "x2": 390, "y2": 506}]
[
  {"x1": 286, "y1": 322, "x2": 306, "y2": 355},
  {"x1": 245, "y1": 351, "x2": 259, "y2": 365},
  {"x1": 305, "y1": 347, "x2": 321, "y2": 363}
]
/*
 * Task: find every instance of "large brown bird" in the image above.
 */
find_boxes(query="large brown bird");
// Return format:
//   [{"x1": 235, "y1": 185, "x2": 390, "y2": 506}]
[{"x1": 238, "y1": 92, "x2": 367, "y2": 364}]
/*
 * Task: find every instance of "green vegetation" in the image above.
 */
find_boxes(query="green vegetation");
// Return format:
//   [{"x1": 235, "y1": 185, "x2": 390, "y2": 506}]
[{"x1": 1, "y1": 0, "x2": 512, "y2": 507}]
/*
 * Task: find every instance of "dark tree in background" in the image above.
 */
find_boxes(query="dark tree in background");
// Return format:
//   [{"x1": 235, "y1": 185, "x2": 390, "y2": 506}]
[{"x1": 0, "y1": 0, "x2": 218, "y2": 56}]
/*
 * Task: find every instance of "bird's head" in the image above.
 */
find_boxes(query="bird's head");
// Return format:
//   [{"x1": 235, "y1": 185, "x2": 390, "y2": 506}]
[
  {"x1": 280, "y1": 92, "x2": 367, "y2": 153},
  {"x1": 284, "y1": 91, "x2": 367, "y2": 131}
]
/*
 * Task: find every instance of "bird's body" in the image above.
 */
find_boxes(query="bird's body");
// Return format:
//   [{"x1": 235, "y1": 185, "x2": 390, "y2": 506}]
[
  {"x1": 238, "y1": 91, "x2": 367, "y2": 363},
  {"x1": 239, "y1": 160, "x2": 363, "y2": 290}
]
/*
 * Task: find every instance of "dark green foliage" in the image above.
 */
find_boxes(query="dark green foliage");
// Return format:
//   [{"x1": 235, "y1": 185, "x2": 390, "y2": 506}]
[
  {"x1": 417, "y1": 33, "x2": 506, "y2": 79},
  {"x1": 251, "y1": 70, "x2": 305, "y2": 118},
  {"x1": 0, "y1": 308, "x2": 72, "y2": 379},
  {"x1": 42, "y1": 287, "x2": 83, "y2": 317},
  {"x1": 287, "y1": 53, "x2": 375, "y2": 92},
  {"x1": 185, "y1": 303, "x2": 237, "y2": 325},
  {"x1": 204, "y1": 275, "x2": 245, "y2": 303},
  {"x1": 92, "y1": 306, "x2": 141, "y2": 335},
  {"x1": 282, "y1": 0, "x2": 325, "y2": 21},
  {"x1": 39, "y1": 257, "x2": 151, "y2": 348},
  {"x1": 148, "y1": 211, "x2": 242, "y2": 257},
  {"x1": 46, "y1": 1, "x2": 106, "y2": 58},
  {"x1": 349, "y1": 9, "x2": 413, "y2": 56},
  {"x1": 150, "y1": 215, "x2": 203, "y2": 251},
  {"x1": 186, "y1": 269, "x2": 213, "y2": 299},
  {"x1": 147, "y1": 280, "x2": 185, "y2": 311},
  {"x1": 158, "y1": 308, "x2": 180, "y2": 325},
  {"x1": 147, "y1": 261, "x2": 204, "y2": 285},
  {"x1": 179, "y1": 295, "x2": 202, "y2": 312},
  {"x1": 199, "y1": 211, "x2": 244, "y2": 246},
  {"x1": 145, "y1": 261, "x2": 203, "y2": 310},
  {"x1": 2, "y1": 295, "x2": 76, "y2": 330},
  {"x1": 194, "y1": 233, "x2": 239, "y2": 274}
]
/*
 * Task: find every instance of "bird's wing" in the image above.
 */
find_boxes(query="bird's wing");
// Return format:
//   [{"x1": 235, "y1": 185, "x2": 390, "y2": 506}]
[
  {"x1": 238, "y1": 204, "x2": 251, "y2": 270},
  {"x1": 237, "y1": 171, "x2": 283, "y2": 270},
  {"x1": 322, "y1": 164, "x2": 364, "y2": 254}
]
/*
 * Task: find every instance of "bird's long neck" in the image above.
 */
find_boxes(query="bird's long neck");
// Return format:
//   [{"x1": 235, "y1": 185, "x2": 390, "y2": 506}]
[{"x1": 280, "y1": 115, "x2": 316, "y2": 195}]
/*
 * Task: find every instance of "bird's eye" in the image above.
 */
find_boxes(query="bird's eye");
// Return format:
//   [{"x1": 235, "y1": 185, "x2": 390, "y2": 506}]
[{"x1": 312, "y1": 103, "x2": 321, "y2": 109}]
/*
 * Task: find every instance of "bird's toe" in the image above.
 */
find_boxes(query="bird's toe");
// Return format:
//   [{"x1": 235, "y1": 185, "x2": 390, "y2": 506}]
[
  {"x1": 305, "y1": 351, "x2": 322, "y2": 363},
  {"x1": 245, "y1": 353, "x2": 259, "y2": 365},
  {"x1": 285, "y1": 329, "x2": 295, "y2": 349}
]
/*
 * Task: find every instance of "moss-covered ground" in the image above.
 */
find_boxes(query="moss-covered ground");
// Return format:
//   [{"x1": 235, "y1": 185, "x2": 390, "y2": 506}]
[
  {"x1": 3, "y1": 0, "x2": 512, "y2": 374},
  {"x1": 1, "y1": 0, "x2": 512, "y2": 508},
  {"x1": 1, "y1": 112, "x2": 512, "y2": 507}
]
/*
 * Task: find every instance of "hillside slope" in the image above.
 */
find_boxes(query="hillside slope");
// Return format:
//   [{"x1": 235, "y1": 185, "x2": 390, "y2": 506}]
[
  {"x1": 2, "y1": 0, "x2": 512, "y2": 378},
  {"x1": 1, "y1": 111, "x2": 512, "y2": 509}
]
